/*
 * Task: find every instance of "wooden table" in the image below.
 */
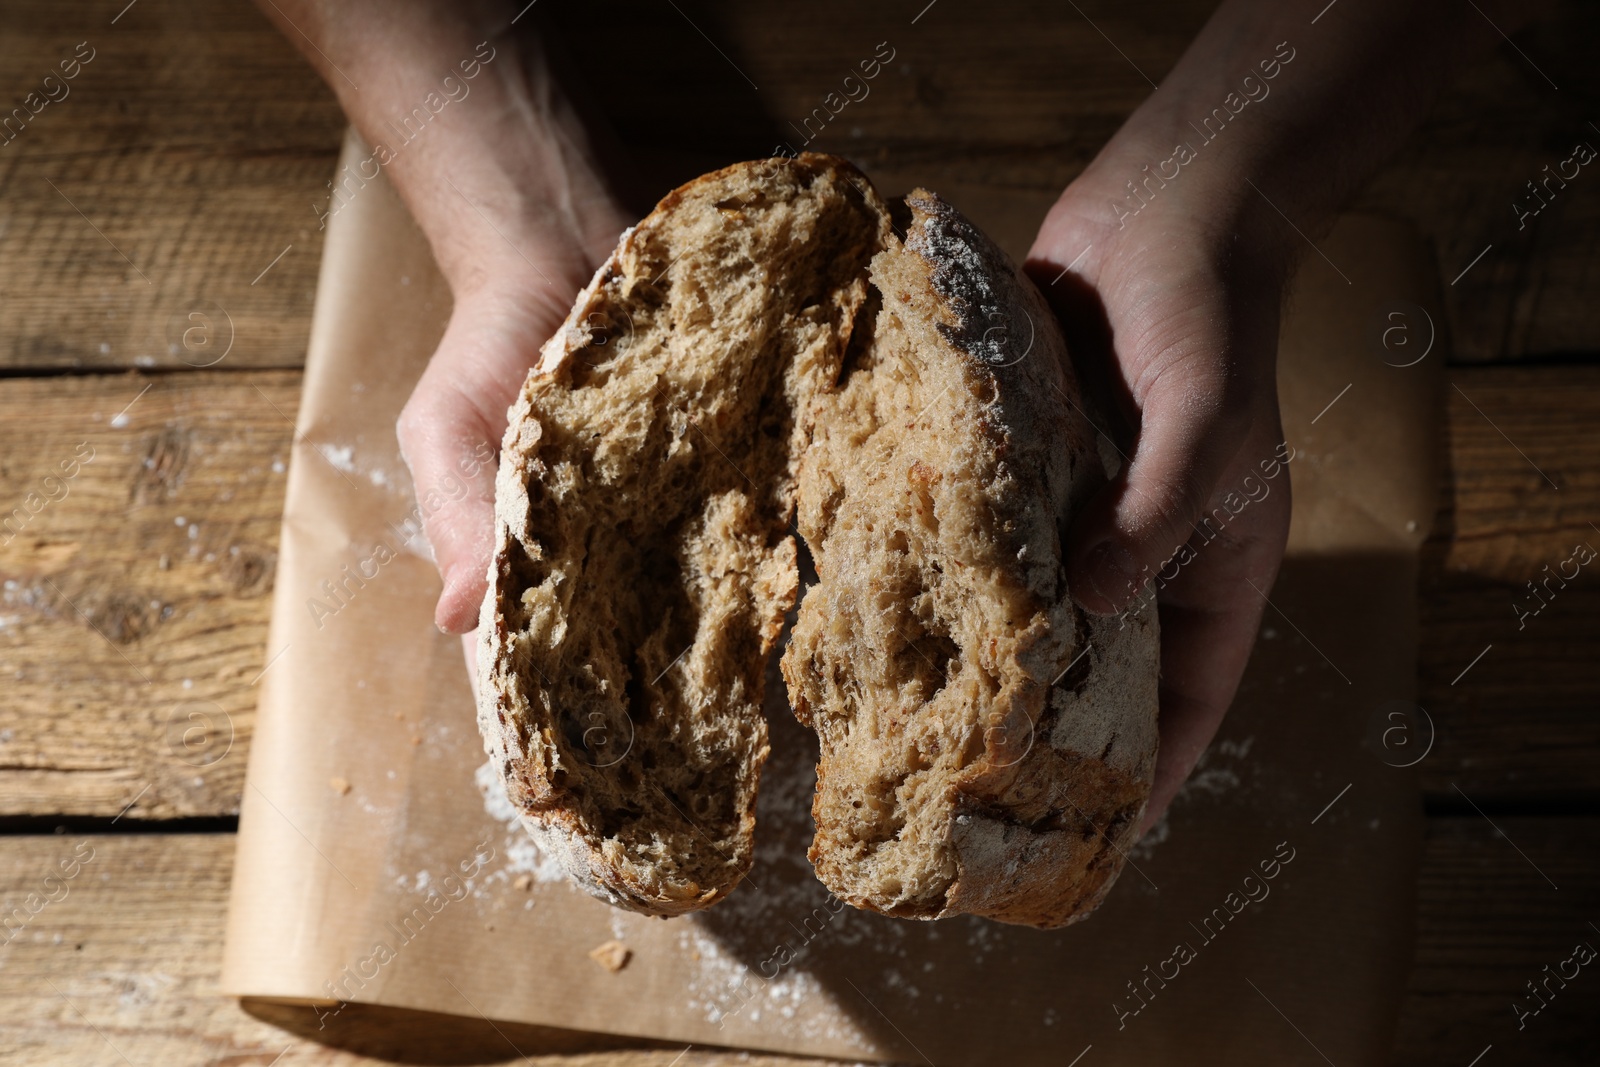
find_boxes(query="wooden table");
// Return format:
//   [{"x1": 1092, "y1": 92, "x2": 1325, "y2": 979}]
[{"x1": 1, "y1": 1, "x2": 1596, "y2": 1063}]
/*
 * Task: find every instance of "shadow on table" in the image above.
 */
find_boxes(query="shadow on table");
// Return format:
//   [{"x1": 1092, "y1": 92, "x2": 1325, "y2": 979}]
[{"x1": 241, "y1": 998, "x2": 692, "y2": 1064}]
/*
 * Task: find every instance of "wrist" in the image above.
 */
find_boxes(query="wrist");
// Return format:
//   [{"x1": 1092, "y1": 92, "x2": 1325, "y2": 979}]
[
  {"x1": 423, "y1": 179, "x2": 618, "y2": 314},
  {"x1": 1048, "y1": 130, "x2": 1295, "y2": 299},
  {"x1": 1073, "y1": 0, "x2": 1515, "y2": 264},
  {"x1": 1080, "y1": 93, "x2": 1302, "y2": 248}
]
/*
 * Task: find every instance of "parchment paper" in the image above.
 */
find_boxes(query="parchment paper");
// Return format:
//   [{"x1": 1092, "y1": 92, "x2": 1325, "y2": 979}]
[{"x1": 222, "y1": 130, "x2": 1444, "y2": 1064}]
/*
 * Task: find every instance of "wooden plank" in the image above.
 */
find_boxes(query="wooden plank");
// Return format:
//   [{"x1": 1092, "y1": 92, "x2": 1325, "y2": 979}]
[
  {"x1": 0, "y1": 834, "x2": 835, "y2": 1065},
  {"x1": 0, "y1": 372, "x2": 297, "y2": 819},
  {"x1": 1391, "y1": 817, "x2": 1600, "y2": 1065},
  {"x1": 1349, "y1": 7, "x2": 1600, "y2": 362},
  {"x1": 2, "y1": 366, "x2": 1598, "y2": 818},
  {"x1": 2, "y1": 819, "x2": 1593, "y2": 1064},
  {"x1": 0, "y1": 0, "x2": 343, "y2": 371},
  {"x1": 1419, "y1": 366, "x2": 1600, "y2": 802},
  {"x1": 1, "y1": 0, "x2": 1596, "y2": 373}
]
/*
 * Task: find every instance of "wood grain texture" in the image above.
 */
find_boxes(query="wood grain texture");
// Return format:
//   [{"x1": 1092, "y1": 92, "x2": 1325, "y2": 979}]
[
  {"x1": 1, "y1": 0, "x2": 1596, "y2": 372},
  {"x1": 1, "y1": 2, "x2": 1594, "y2": 1063},
  {"x1": 1391, "y1": 817, "x2": 1600, "y2": 1066},
  {"x1": 0, "y1": 835, "x2": 835, "y2": 1066},
  {"x1": 0, "y1": 372, "x2": 297, "y2": 820},
  {"x1": 1419, "y1": 366, "x2": 1600, "y2": 802},
  {"x1": 0, "y1": 0, "x2": 344, "y2": 371},
  {"x1": 1, "y1": 821, "x2": 1593, "y2": 1065},
  {"x1": 1, "y1": 367, "x2": 1596, "y2": 818}
]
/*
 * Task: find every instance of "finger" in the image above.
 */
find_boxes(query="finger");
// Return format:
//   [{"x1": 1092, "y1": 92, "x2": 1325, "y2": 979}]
[
  {"x1": 1068, "y1": 279, "x2": 1280, "y2": 617},
  {"x1": 1071, "y1": 351, "x2": 1255, "y2": 613},
  {"x1": 396, "y1": 376, "x2": 499, "y2": 634},
  {"x1": 1136, "y1": 442, "x2": 1290, "y2": 832},
  {"x1": 1139, "y1": 571, "x2": 1272, "y2": 832},
  {"x1": 397, "y1": 296, "x2": 549, "y2": 634}
]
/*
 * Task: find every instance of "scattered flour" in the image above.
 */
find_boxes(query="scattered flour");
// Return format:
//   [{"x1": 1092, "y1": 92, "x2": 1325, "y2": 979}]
[
  {"x1": 672, "y1": 922, "x2": 880, "y2": 1050},
  {"x1": 1176, "y1": 735, "x2": 1256, "y2": 803},
  {"x1": 462, "y1": 635, "x2": 1126, "y2": 1056},
  {"x1": 475, "y1": 759, "x2": 567, "y2": 886},
  {"x1": 312, "y1": 441, "x2": 401, "y2": 492},
  {"x1": 1214, "y1": 736, "x2": 1256, "y2": 761},
  {"x1": 475, "y1": 758, "x2": 519, "y2": 825},
  {"x1": 320, "y1": 443, "x2": 357, "y2": 472},
  {"x1": 1128, "y1": 811, "x2": 1171, "y2": 864},
  {"x1": 500, "y1": 835, "x2": 568, "y2": 886},
  {"x1": 1182, "y1": 765, "x2": 1242, "y2": 798},
  {"x1": 1131, "y1": 734, "x2": 1257, "y2": 866}
]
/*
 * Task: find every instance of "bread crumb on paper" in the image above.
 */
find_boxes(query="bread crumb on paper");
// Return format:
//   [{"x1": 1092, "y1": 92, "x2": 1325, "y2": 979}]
[
  {"x1": 513, "y1": 873, "x2": 533, "y2": 891},
  {"x1": 589, "y1": 939, "x2": 631, "y2": 973},
  {"x1": 329, "y1": 776, "x2": 351, "y2": 795}
]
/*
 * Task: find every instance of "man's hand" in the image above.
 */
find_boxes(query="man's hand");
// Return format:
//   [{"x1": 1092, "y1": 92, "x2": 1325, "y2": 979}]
[
  {"x1": 396, "y1": 261, "x2": 616, "y2": 634},
  {"x1": 1028, "y1": 181, "x2": 1292, "y2": 832},
  {"x1": 1026, "y1": 0, "x2": 1532, "y2": 828},
  {"x1": 254, "y1": 0, "x2": 632, "y2": 633}
]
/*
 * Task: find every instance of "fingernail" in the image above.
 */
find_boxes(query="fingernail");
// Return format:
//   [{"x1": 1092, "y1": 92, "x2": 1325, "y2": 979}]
[
  {"x1": 435, "y1": 565, "x2": 470, "y2": 634},
  {"x1": 1072, "y1": 540, "x2": 1138, "y2": 616}
]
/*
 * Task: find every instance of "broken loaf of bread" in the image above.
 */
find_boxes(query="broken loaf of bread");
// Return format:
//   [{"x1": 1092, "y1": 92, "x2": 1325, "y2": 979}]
[{"x1": 476, "y1": 154, "x2": 1159, "y2": 928}]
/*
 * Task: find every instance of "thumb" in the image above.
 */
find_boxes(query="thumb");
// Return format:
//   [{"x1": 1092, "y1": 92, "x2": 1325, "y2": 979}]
[{"x1": 397, "y1": 292, "x2": 552, "y2": 633}]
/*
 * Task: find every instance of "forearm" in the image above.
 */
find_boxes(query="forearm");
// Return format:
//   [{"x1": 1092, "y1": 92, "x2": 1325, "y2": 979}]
[{"x1": 254, "y1": 0, "x2": 625, "y2": 304}]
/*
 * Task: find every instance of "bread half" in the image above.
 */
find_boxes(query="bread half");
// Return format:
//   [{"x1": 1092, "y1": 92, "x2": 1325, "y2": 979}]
[
  {"x1": 477, "y1": 155, "x2": 889, "y2": 914},
  {"x1": 478, "y1": 154, "x2": 1158, "y2": 925},
  {"x1": 783, "y1": 191, "x2": 1159, "y2": 928}
]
